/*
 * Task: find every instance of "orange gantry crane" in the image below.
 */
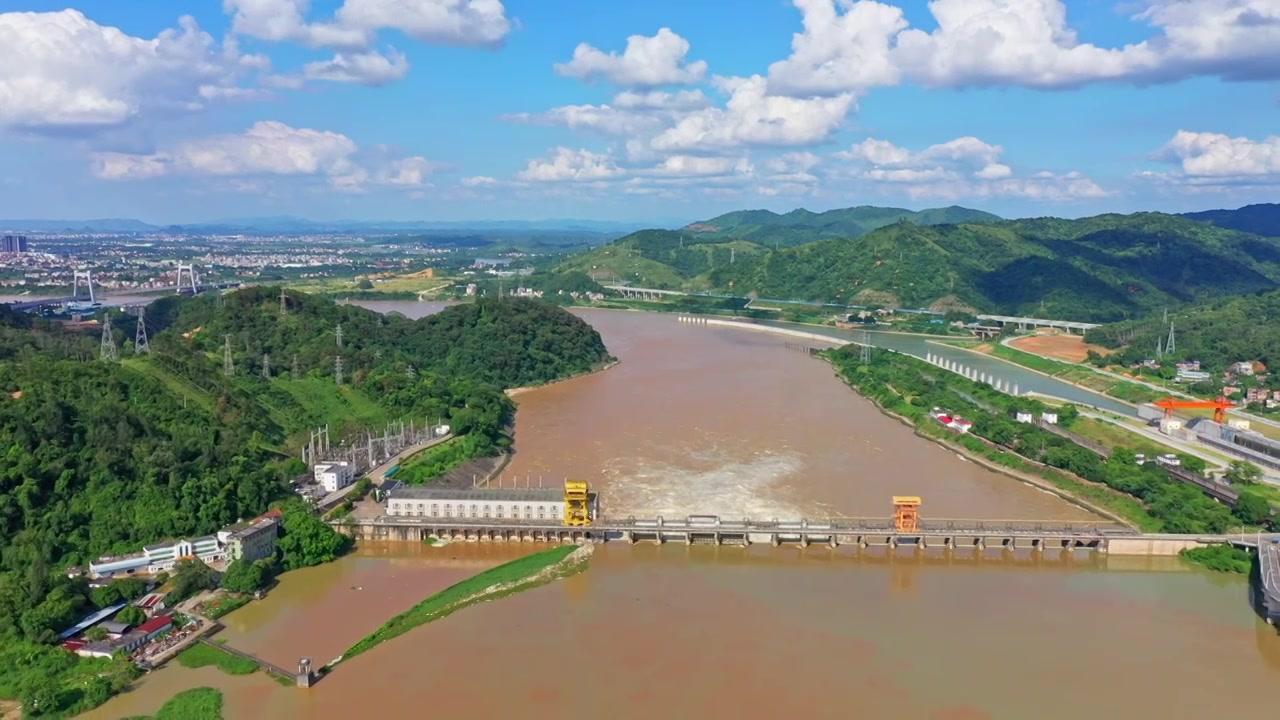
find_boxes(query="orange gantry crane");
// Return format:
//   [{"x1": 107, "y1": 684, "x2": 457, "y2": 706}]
[{"x1": 1152, "y1": 395, "x2": 1234, "y2": 424}]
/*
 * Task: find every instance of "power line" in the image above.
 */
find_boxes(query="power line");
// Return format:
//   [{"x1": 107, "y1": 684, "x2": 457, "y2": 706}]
[
  {"x1": 335, "y1": 356, "x2": 343, "y2": 386},
  {"x1": 335, "y1": 323, "x2": 343, "y2": 349},
  {"x1": 223, "y1": 335, "x2": 234, "y2": 376},
  {"x1": 280, "y1": 287, "x2": 289, "y2": 316}
]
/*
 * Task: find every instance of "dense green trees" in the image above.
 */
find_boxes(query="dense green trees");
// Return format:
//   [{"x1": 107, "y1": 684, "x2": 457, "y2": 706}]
[
  {"x1": 277, "y1": 502, "x2": 352, "y2": 570},
  {"x1": 0, "y1": 288, "x2": 610, "y2": 711},
  {"x1": 116, "y1": 607, "x2": 147, "y2": 626},
  {"x1": 219, "y1": 559, "x2": 273, "y2": 594},
  {"x1": 1086, "y1": 289, "x2": 1280, "y2": 373}
]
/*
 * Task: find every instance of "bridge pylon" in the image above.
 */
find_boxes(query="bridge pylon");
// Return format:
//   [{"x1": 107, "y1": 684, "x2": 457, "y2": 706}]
[
  {"x1": 72, "y1": 270, "x2": 95, "y2": 302},
  {"x1": 175, "y1": 263, "x2": 199, "y2": 294}
]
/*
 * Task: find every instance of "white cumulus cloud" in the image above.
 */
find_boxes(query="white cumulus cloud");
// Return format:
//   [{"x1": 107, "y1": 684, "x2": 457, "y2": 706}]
[
  {"x1": 833, "y1": 135, "x2": 1106, "y2": 200},
  {"x1": 90, "y1": 121, "x2": 443, "y2": 193},
  {"x1": 514, "y1": 147, "x2": 623, "y2": 182},
  {"x1": 650, "y1": 75, "x2": 854, "y2": 152},
  {"x1": 555, "y1": 28, "x2": 708, "y2": 88},
  {"x1": 768, "y1": 0, "x2": 1280, "y2": 96},
  {"x1": 224, "y1": 0, "x2": 510, "y2": 48},
  {"x1": 1151, "y1": 130, "x2": 1280, "y2": 185},
  {"x1": 302, "y1": 48, "x2": 411, "y2": 85},
  {"x1": 0, "y1": 9, "x2": 264, "y2": 132}
]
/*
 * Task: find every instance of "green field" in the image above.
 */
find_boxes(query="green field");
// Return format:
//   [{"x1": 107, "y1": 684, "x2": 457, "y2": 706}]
[
  {"x1": 123, "y1": 687, "x2": 224, "y2": 720},
  {"x1": 176, "y1": 644, "x2": 259, "y2": 676}
]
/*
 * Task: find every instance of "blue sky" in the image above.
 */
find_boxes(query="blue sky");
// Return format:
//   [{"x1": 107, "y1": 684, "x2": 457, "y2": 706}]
[{"x1": 0, "y1": 0, "x2": 1277, "y2": 224}]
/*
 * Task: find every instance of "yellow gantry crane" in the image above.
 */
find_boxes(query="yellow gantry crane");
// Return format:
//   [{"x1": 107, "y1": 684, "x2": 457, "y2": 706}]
[
  {"x1": 893, "y1": 496, "x2": 921, "y2": 532},
  {"x1": 563, "y1": 480, "x2": 591, "y2": 526}
]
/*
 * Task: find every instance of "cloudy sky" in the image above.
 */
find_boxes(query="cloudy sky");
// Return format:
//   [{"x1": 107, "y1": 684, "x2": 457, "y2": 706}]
[{"x1": 0, "y1": 0, "x2": 1277, "y2": 224}]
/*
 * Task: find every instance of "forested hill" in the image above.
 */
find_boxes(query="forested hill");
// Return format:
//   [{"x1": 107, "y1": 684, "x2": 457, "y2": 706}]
[
  {"x1": 704, "y1": 213, "x2": 1280, "y2": 322},
  {"x1": 0, "y1": 290, "x2": 609, "y2": 649},
  {"x1": 683, "y1": 205, "x2": 1002, "y2": 247},
  {"x1": 154, "y1": 288, "x2": 612, "y2": 391},
  {"x1": 1085, "y1": 289, "x2": 1280, "y2": 372},
  {"x1": 1182, "y1": 203, "x2": 1280, "y2": 238}
]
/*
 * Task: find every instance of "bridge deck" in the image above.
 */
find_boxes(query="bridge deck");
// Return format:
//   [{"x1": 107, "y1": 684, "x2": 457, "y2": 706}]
[
  {"x1": 1261, "y1": 539, "x2": 1280, "y2": 622},
  {"x1": 354, "y1": 515, "x2": 1137, "y2": 537},
  {"x1": 199, "y1": 638, "x2": 293, "y2": 679}
]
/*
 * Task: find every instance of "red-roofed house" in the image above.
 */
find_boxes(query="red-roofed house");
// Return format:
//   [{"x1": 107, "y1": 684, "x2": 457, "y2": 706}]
[{"x1": 136, "y1": 615, "x2": 173, "y2": 641}]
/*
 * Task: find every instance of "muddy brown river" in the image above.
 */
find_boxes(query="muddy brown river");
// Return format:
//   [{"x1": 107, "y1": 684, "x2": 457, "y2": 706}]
[{"x1": 85, "y1": 307, "x2": 1280, "y2": 719}]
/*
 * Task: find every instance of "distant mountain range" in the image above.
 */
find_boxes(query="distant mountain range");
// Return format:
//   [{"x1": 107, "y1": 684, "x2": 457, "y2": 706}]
[
  {"x1": 3, "y1": 203, "x2": 1275, "y2": 239},
  {"x1": 683, "y1": 204, "x2": 1003, "y2": 246},
  {"x1": 1180, "y1": 203, "x2": 1280, "y2": 238},
  {"x1": 554, "y1": 203, "x2": 1280, "y2": 323},
  {"x1": 0, "y1": 216, "x2": 660, "y2": 235}
]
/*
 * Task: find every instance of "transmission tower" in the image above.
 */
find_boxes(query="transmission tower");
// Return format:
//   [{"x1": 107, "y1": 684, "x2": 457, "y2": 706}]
[
  {"x1": 99, "y1": 314, "x2": 118, "y2": 362},
  {"x1": 335, "y1": 323, "x2": 343, "y2": 349},
  {"x1": 292, "y1": 354, "x2": 300, "y2": 378},
  {"x1": 1166, "y1": 322, "x2": 1176, "y2": 354},
  {"x1": 859, "y1": 330, "x2": 871, "y2": 363},
  {"x1": 134, "y1": 309, "x2": 150, "y2": 354},
  {"x1": 262, "y1": 353, "x2": 271, "y2": 379},
  {"x1": 279, "y1": 288, "x2": 289, "y2": 316},
  {"x1": 335, "y1": 356, "x2": 343, "y2": 386},
  {"x1": 223, "y1": 335, "x2": 234, "y2": 376}
]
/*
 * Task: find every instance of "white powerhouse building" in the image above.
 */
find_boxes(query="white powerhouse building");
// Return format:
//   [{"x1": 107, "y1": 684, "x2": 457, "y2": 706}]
[
  {"x1": 315, "y1": 461, "x2": 355, "y2": 492},
  {"x1": 385, "y1": 487, "x2": 570, "y2": 522}
]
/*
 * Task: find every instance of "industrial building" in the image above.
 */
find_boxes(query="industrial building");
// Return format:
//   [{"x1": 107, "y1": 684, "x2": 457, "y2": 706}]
[
  {"x1": 315, "y1": 461, "x2": 355, "y2": 492},
  {"x1": 217, "y1": 516, "x2": 280, "y2": 563},
  {"x1": 1186, "y1": 418, "x2": 1280, "y2": 472},
  {"x1": 383, "y1": 481, "x2": 597, "y2": 526},
  {"x1": 74, "y1": 614, "x2": 173, "y2": 659},
  {"x1": 88, "y1": 511, "x2": 280, "y2": 577}
]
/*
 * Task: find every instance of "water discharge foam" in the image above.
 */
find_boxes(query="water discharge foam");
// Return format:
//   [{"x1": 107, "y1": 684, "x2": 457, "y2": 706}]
[{"x1": 601, "y1": 449, "x2": 808, "y2": 519}]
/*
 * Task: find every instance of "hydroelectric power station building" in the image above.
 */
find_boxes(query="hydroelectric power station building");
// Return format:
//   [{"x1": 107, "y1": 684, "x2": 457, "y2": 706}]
[{"x1": 382, "y1": 482, "x2": 598, "y2": 525}]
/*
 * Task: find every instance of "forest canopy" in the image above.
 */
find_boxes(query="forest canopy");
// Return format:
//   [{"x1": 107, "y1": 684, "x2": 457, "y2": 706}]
[{"x1": 0, "y1": 290, "x2": 610, "y2": 657}]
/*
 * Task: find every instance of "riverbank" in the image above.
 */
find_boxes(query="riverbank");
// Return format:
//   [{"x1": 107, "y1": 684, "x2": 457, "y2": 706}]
[
  {"x1": 819, "y1": 356, "x2": 1140, "y2": 529},
  {"x1": 323, "y1": 544, "x2": 592, "y2": 672},
  {"x1": 818, "y1": 346, "x2": 1251, "y2": 540},
  {"x1": 505, "y1": 359, "x2": 620, "y2": 398}
]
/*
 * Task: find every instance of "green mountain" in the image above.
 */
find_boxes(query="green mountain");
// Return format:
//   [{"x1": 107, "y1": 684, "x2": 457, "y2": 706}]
[
  {"x1": 0, "y1": 291, "x2": 608, "y2": 658},
  {"x1": 1086, "y1": 289, "x2": 1280, "y2": 373},
  {"x1": 554, "y1": 228, "x2": 768, "y2": 289},
  {"x1": 1182, "y1": 203, "x2": 1280, "y2": 238},
  {"x1": 684, "y1": 204, "x2": 1002, "y2": 247},
  {"x1": 706, "y1": 213, "x2": 1280, "y2": 322}
]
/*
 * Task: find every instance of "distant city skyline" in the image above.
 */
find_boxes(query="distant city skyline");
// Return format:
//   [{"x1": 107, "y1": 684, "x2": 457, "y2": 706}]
[{"x1": 1, "y1": 1, "x2": 1277, "y2": 222}]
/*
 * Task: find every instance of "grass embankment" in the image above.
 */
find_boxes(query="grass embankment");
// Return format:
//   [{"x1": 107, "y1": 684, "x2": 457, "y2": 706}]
[
  {"x1": 1180, "y1": 545, "x2": 1254, "y2": 574},
  {"x1": 915, "y1": 418, "x2": 1159, "y2": 530},
  {"x1": 123, "y1": 687, "x2": 223, "y2": 720},
  {"x1": 176, "y1": 644, "x2": 259, "y2": 676},
  {"x1": 327, "y1": 545, "x2": 590, "y2": 670},
  {"x1": 977, "y1": 342, "x2": 1162, "y2": 404}
]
